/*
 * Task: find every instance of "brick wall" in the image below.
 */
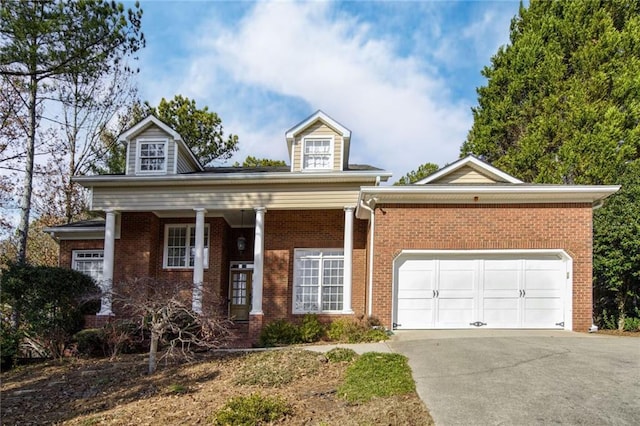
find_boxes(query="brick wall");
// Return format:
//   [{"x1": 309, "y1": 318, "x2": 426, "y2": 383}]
[
  {"x1": 371, "y1": 203, "x2": 594, "y2": 331},
  {"x1": 262, "y1": 209, "x2": 368, "y2": 323}
]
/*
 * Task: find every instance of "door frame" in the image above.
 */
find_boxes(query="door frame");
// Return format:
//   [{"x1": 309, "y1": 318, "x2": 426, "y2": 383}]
[
  {"x1": 228, "y1": 261, "x2": 254, "y2": 321},
  {"x1": 392, "y1": 249, "x2": 573, "y2": 330}
]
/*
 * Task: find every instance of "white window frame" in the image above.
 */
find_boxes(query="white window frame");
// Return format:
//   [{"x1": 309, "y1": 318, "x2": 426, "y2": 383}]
[
  {"x1": 293, "y1": 248, "x2": 344, "y2": 314},
  {"x1": 72, "y1": 250, "x2": 104, "y2": 283},
  {"x1": 301, "y1": 137, "x2": 334, "y2": 171},
  {"x1": 136, "y1": 138, "x2": 168, "y2": 174},
  {"x1": 163, "y1": 224, "x2": 210, "y2": 269}
]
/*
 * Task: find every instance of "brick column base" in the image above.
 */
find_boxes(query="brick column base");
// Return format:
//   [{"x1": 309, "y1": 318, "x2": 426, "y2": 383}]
[
  {"x1": 248, "y1": 313, "x2": 264, "y2": 346},
  {"x1": 84, "y1": 314, "x2": 114, "y2": 329}
]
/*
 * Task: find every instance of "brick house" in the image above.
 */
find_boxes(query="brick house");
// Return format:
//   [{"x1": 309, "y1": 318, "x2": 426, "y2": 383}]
[{"x1": 46, "y1": 111, "x2": 618, "y2": 342}]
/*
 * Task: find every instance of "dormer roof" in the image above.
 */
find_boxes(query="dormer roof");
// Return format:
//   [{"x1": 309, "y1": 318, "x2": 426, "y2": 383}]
[
  {"x1": 118, "y1": 115, "x2": 203, "y2": 172},
  {"x1": 285, "y1": 110, "x2": 351, "y2": 160},
  {"x1": 416, "y1": 155, "x2": 523, "y2": 185}
]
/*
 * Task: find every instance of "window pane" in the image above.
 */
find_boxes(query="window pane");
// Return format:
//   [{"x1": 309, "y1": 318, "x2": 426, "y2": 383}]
[
  {"x1": 303, "y1": 139, "x2": 331, "y2": 170},
  {"x1": 72, "y1": 251, "x2": 104, "y2": 283},
  {"x1": 294, "y1": 249, "x2": 344, "y2": 313}
]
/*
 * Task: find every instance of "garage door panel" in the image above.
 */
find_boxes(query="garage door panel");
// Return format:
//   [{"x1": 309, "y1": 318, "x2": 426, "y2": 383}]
[
  {"x1": 398, "y1": 298, "x2": 433, "y2": 310},
  {"x1": 395, "y1": 254, "x2": 568, "y2": 330}
]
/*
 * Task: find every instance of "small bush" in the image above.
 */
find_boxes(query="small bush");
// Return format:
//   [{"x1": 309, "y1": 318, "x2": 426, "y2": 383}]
[
  {"x1": 623, "y1": 317, "x2": 640, "y2": 332},
  {"x1": 327, "y1": 317, "x2": 389, "y2": 343},
  {"x1": 74, "y1": 328, "x2": 105, "y2": 357},
  {"x1": 1, "y1": 308, "x2": 21, "y2": 370},
  {"x1": 326, "y1": 347, "x2": 358, "y2": 363},
  {"x1": 299, "y1": 314, "x2": 324, "y2": 343},
  {"x1": 259, "y1": 319, "x2": 301, "y2": 347},
  {"x1": 212, "y1": 393, "x2": 291, "y2": 425}
]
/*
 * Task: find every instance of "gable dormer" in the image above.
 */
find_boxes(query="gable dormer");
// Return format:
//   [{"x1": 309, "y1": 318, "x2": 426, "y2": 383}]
[
  {"x1": 118, "y1": 115, "x2": 202, "y2": 176},
  {"x1": 285, "y1": 111, "x2": 351, "y2": 172},
  {"x1": 415, "y1": 155, "x2": 523, "y2": 185}
]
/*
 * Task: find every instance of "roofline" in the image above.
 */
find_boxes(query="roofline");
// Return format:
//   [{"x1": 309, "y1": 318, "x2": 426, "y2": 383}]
[
  {"x1": 417, "y1": 155, "x2": 523, "y2": 184},
  {"x1": 356, "y1": 184, "x2": 620, "y2": 218},
  {"x1": 74, "y1": 170, "x2": 392, "y2": 186},
  {"x1": 117, "y1": 115, "x2": 204, "y2": 172},
  {"x1": 285, "y1": 110, "x2": 352, "y2": 140}
]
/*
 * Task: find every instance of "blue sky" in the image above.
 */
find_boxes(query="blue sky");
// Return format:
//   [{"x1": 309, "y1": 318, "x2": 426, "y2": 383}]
[{"x1": 130, "y1": 0, "x2": 521, "y2": 179}]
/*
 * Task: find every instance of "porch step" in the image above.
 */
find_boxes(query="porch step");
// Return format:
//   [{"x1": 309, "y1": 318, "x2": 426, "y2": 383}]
[{"x1": 227, "y1": 322, "x2": 253, "y2": 348}]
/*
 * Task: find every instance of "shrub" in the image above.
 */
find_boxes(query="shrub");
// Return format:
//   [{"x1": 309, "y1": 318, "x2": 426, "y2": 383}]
[
  {"x1": 212, "y1": 393, "x2": 291, "y2": 425},
  {"x1": 74, "y1": 328, "x2": 105, "y2": 357},
  {"x1": 623, "y1": 317, "x2": 640, "y2": 332},
  {"x1": 0, "y1": 262, "x2": 100, "y2": 359},
  {"x1": 327, "y1": 317, "x2": 389, "y2": 343},
  {"x1": 258, "y1": 319, "x2": 301, "y2": 347},
  {"x1": 326, "y1": 347, "x2": 358, "y2": 363},
  {"x1": 0, "y1": 306, "x2": 21, "y2": 370},
  {"x1": 299, "y1": 314, "x2": 325, "y2": 343}
]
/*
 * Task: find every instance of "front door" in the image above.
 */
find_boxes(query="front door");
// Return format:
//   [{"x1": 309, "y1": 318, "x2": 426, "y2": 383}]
[{"x1": 229, "y1": 269, "x2": 252, "y2": 321}]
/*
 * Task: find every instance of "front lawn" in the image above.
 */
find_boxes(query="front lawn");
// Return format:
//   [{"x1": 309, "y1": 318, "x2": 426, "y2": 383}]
[{"x1": 1, "y1": 349, "x2": 433, "y2": 425}]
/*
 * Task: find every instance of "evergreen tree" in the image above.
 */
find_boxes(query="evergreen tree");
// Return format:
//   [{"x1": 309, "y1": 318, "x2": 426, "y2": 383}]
[{"x1": 462, "y1": 0, "x2": 640, "y2": 185}]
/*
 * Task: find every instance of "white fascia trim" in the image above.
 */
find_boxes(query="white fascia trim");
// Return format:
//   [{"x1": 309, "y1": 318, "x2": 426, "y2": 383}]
[
  {"x1": 359, "y1": 184, "x2": 620, "y2": 200},
  {"x1": 75, "y1": 170, "x2": 393, "y2": 186},
  {"x1": 173, "y1": 142, "x2": 178, "y2": 173},
  {"x1": 119, "y1": 115, "x2": 182, "y2": 141},
  {"x1": 417, "y1": 156, "x2": 523, "y2": 184},
  {"x1": 285, "y1": 110, "x2": 352, "y2": 140}
]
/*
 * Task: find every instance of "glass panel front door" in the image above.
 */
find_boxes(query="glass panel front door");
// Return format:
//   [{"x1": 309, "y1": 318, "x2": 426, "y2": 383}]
[{"x1": 229, "y1": 270, "x2": 252, "y2": 321}]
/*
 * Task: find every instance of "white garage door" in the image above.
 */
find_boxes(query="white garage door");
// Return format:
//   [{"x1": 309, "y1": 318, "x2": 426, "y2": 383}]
[{"x1": 395, "y1": 253, "x2": 569, "y2": 330}]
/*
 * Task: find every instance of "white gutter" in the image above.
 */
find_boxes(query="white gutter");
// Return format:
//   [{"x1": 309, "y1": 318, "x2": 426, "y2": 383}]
[
  {"x1": 74, "y1": 170, "x2": 392, "y2": 186},
  {"x1": 359, "y1": 198, "x2": 376, "y2": 316}
]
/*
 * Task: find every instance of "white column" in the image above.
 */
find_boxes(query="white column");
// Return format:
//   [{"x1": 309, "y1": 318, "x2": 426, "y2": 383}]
[
  {"x1": 250, "y1": 207, "x2": 266, "y2": 315},
  {"x1": 192, "y1": 208, "x2": 207, "y2": 314},
  {"x1": 343, "y1": 206, "x2": 354, "y2": 313},
  {"x1": 99, "y1": 209, "x2": 116, "y2": 316}
]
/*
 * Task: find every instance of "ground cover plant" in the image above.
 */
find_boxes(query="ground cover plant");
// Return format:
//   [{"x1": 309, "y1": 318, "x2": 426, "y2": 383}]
[
  {"x1": 0, "y1": 349, "x2": 433, "y2": 425},
  {"x1": 339, "y1": 352, "x2": 416, "y2": 403}
]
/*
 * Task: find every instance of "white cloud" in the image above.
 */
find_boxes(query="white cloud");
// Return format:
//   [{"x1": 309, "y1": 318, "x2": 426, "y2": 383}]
[
  {"x1": 178, "y1": 1, "x2": 471, "y2": 178},
  {"x1": 138, "y1": 1, "x2": 519, "y2": 178}
]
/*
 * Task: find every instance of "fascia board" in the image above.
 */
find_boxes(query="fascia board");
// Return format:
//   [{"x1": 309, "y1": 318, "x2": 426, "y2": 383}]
[
  {"x1": 417, "y1": 156, "x2": 523, "y2": 184},
  {"x1": 74, "y1": 170, "x2": 393, "y2": 187},
  {"x1": 358, "y1": 185, "x2": 621, "y2": 204}
]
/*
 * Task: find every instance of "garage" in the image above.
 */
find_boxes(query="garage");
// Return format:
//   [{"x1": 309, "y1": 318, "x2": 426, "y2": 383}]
[{"x1": 394, "y1": 251, "x2": 572, "y2": 330}]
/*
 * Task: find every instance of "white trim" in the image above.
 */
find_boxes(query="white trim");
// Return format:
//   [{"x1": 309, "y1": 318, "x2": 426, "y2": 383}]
[
  {"x1": 292, "y1": 248, "x2": 346, "y2": 314},
  {"x1": 173, "y1": 142, "x2": 178, "y2": 174},
  {"x1": 417, "y1": 156, "x2": 523, "y2": 184},
  {"x1": 75, "y1": 170, "x2": 391, "y2": 185},
  {"x1": 339, "y1": 136, "x2": 344, "y2": 171},
  {"x1": 135, "y1": 138, "x2": 168, "y2": 175},
  {"x1": 301, "y1": 136, "x2": 334, "y2": 171},
  {"x1": 125, "y1": 143, "x2": 131, "y2": 175},
  {"x1": 391, "y1": 249, "x2": 573, "y2": 331},
  {"x1": 119, "y1": 115, "x2": 182, "y2": 141},
  {"x1": 162, "y1": 223, "x2": 210, "y2": 269},
  {"x1": 285, "y1": 110, "x2": 351, "y2": 140}
]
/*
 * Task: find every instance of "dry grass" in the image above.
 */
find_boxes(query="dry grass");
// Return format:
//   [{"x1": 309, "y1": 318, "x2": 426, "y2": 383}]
[{"x1": 1, "y1": 349, "x2": 434, "y2": 425}]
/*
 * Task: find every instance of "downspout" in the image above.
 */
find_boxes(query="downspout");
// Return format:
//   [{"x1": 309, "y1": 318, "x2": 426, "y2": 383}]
[
  {"x1": 589, "y1": 198, "x2": 605, "y2": 332},
  {"x1": 360, "y1": 197, "x2": 376, "y2": 316}
]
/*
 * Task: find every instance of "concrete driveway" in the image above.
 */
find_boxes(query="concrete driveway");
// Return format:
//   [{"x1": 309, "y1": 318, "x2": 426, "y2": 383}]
[{"x1": 389, "y1": 330, "x2": 640, "y2": 425}]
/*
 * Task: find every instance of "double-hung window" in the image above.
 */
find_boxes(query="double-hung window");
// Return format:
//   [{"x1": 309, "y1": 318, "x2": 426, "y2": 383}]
[
  {"x1": 72, "y1": 250, "x2": 104, "y2": 283},
  {"x1": 302, "y1": 138, "x2": 332, "y2": 170},
  {"x1": 164, "y1": 224, "x2": 209, "y2": 269},
  {"x1": 137, "y1": 139, "x2": 167, "y2": 173},
  {"x1": 293, "y1": 249, "x2": 344, "y2": 313}
]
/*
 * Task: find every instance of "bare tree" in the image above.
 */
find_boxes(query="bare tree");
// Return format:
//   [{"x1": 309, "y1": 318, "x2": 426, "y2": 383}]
[{"x1": 115, "y1": 278, "x2": 233, "y2": 374}]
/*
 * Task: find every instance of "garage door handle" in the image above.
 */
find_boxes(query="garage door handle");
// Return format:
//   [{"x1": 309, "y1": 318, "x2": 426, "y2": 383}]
[
  {"x1": 519, "y1": 289, "x2": 526, "y2": 297},
  {"x1": 432, "y1": 290, "x2": 439, "y2": 298}
]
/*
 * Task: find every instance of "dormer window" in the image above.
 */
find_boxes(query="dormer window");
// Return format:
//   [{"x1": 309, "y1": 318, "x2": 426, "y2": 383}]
[
  {"x1": 137, "y1": 139, "x2": 167, "y2": 174},
  {"x1": 303, "y1": 137, "x2": 333, "y2": 170}
]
